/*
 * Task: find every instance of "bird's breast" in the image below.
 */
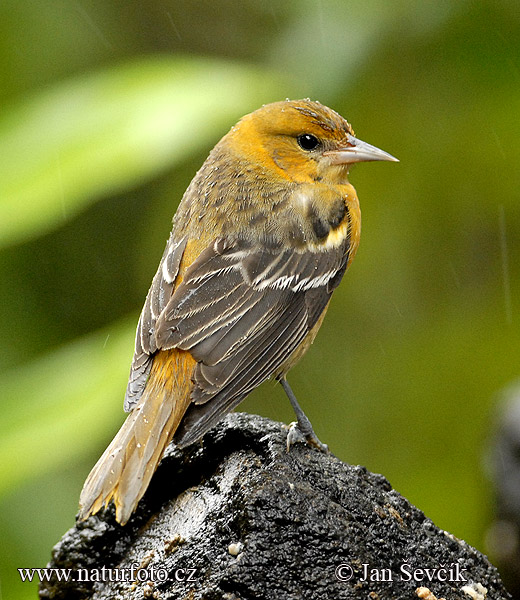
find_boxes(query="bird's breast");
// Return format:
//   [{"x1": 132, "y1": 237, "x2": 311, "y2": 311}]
[{"x1": 284, "y1": 181, "x2": 360, "y2": 255}]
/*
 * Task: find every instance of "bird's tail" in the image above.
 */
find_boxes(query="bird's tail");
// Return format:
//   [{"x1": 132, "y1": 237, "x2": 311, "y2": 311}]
[{"x1": 79, "y1": 350, "x2": 195, "y2": 525}]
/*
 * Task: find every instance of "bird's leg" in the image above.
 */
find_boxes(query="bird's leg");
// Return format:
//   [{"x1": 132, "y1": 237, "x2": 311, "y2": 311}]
[{"x1": 279, "y1": 378, "x2": 329, "y2": 453}]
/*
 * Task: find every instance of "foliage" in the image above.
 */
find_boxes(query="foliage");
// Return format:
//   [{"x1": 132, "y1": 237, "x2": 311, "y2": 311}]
[{"x1": 1, "y1": 2, "x2": 519, "y2": 598}]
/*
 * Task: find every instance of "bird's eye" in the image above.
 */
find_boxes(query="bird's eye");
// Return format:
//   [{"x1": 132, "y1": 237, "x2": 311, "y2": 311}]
[{"x1": 297, "y1": 133, "x2": 320, "y2": 151}]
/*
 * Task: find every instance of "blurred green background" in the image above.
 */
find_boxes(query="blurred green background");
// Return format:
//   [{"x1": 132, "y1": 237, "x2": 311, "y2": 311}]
[{"x1": 1, "y1": 1, "x2": 519, "y2": 598}]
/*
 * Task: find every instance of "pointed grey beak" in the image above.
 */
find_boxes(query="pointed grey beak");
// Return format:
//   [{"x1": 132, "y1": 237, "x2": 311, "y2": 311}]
[{"x1": 325, "y1": 134, "x2": 399, "y2": 164}]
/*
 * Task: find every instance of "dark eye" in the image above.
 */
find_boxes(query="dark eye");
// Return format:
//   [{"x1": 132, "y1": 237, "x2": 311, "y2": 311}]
[{"x1": 297, "y1": 133, "x2": 320, "y2": 151}]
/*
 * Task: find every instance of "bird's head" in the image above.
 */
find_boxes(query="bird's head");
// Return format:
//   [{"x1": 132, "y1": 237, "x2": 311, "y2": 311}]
[{"x1": 225, "y1": 99, "x2": 398, "y2": 185}]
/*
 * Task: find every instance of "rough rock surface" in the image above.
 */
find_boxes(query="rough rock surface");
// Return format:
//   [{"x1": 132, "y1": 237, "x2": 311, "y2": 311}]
[{"x1": 40, "y1": 413, "x2": 510, "y2": 600}]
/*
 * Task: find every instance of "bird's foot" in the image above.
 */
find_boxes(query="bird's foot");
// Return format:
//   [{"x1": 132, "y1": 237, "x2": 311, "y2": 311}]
[
  {"x1": 286, "y1": 420, "x2": 329, "y2": 453},
  {"x1": 280, "y1": 377, "x2": 329, "y2": 453}
]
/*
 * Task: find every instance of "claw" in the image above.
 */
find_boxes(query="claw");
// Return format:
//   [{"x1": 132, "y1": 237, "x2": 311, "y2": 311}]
[
  {"x1": 285, "y1": 421, "x2": 329, "y2": 453},
  {"x1": 286, "y1": 421, "x2": 306, "y2": 451}
]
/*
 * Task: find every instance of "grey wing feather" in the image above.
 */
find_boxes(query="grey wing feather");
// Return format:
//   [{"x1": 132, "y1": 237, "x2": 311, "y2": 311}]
[
  {"x1": 123, "y1": 235, "x2": 187, "y2": 411},
  {"x1": 153, "y1": 237, "x2": 349, "y2": 445}
]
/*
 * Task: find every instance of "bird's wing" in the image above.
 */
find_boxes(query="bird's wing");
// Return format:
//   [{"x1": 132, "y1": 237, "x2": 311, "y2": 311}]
[
  {"x1": 153, "y1": 237, "x2": 350, "y2": 445},
  {"x1": 124, "y1": 234, "x2": 187, "y2": 411}
]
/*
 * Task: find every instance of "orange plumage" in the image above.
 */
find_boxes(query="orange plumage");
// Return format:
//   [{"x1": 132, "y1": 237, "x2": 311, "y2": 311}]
[{"x1": 79, "y1": 99, "x2": 397, "y2": 524}]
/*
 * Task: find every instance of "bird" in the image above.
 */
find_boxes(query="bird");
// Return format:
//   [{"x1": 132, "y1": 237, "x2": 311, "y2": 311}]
[{"x1": 79, "y1": 99, "x2": 398, "y2": 525}]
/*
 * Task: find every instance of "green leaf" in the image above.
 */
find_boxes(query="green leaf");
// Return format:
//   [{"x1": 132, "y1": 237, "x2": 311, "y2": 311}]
[{"x1": 0, "y1": 56, "x2": 284, "y2": 247}]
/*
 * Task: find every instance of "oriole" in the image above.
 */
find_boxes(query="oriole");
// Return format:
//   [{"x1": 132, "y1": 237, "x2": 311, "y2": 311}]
[{"x1": 79, "y1": 99, "x2": 398, "y2": 525}]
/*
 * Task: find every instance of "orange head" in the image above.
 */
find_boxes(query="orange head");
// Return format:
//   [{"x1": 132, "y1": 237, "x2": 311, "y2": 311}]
[
  {"x1": 175, "y1": 99, "x2": 397, "y2": 249},
  {"x1": 223, "y1": 99, "x2": 398, "y2": 186}
]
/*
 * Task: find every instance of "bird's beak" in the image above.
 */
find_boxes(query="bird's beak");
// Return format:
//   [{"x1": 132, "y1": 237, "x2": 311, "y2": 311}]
[{"x1": 325, "y1": 134, "x2": 399, "y2": 164}]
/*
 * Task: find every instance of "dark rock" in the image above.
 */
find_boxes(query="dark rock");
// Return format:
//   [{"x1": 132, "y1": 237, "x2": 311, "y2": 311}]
[{"x1": 40, "y1": 413, "x2": 510, "y2": 600}]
